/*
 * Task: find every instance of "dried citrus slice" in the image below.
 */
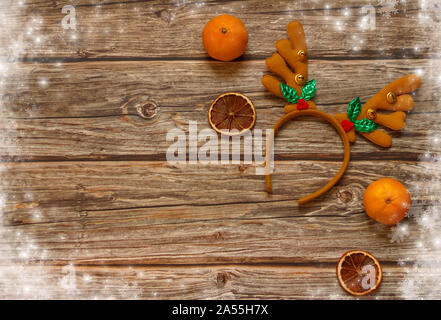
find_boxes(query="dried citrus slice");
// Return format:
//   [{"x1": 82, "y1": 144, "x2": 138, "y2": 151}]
[
  {"x1": 337, "y1": 250, "x2": 382, "y2": 296},
  {"x1": 208, "y1": 92, "x2": 256, "y2": 135}
]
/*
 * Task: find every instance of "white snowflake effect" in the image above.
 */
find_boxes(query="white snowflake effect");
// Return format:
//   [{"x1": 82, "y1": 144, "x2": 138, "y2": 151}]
[
  {"x1": 0, "y1": 0, "x2": 142, "y2": 300},
  {"x1": 0, "y1": 0, "x2": 440, "y2": 299},
  {"x1": 389, "y1": 0, "x2": 441, "y2": 300},
  {"x1": 394, "y1": 152, "x2": 441, "y2": 299}
]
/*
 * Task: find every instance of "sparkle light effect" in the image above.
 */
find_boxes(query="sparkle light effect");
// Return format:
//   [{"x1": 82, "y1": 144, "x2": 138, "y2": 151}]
[
  {"x1": 395, "y1": 152, "x2": 441, "y2": 299},
  {"x1": 0, "y1": 0, "x2": 440, "y2": 300},
  {"x1": 0, "y1": 0, "x2": 142, "y2": 299},
  {"x1": 390, "y1": 0, "x2": 441, "y2": 299}
]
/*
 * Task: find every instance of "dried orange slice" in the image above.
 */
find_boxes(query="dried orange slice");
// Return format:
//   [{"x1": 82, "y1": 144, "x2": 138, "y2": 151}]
[
  {"x1": 336, "y1": 250, "x2": 382, "y2": 296},
  {"x1": 208, "y1": 92, "x2": 256, "y2": 135}
]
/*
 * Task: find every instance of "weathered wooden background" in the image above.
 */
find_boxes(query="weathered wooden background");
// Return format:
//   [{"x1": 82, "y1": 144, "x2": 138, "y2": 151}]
[{"x1": 0, "y1": 0, "x2": 440, "y2": 299}]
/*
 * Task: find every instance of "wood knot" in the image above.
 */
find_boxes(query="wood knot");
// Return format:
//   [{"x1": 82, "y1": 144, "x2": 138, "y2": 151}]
[
  {"x1": 77, "y1": 49, "x2": 89, "y2": 58},
  {"x1": 238, "y1": 164, "x2": 250, "y2": 173},
  {"x1": 78, "y1": 211, "x2": 88, "y2": 217},
  {"x1": 75, "y1": 184, "x2": 85, "y2": 191},
  {"x1": 337, "y1": 189, "x2": 353, "y2": 203},
  {"x1": 121, "y1": 95, "x2": 160, "y2": 124},
  {"x1": 214, "y1": 231, "x2": 224, "y2": 240},
  {"x1": 137, "y1": 101, "x2": 159, "y2": 119},
  {"x1": 156, "y1": 9, "x2": 172, "y2": 23},
  {"x1": 216, "y1": 272, "x2": 229, "y2": 288}
]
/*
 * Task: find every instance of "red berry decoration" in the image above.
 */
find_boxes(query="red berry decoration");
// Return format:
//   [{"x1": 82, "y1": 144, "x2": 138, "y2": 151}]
[
  {"x1": 296, "y1": 99, "x2": 309, "y2": 110},
  {"x1": 341, "y1": 119, "x2": 354, "y2": 132}
]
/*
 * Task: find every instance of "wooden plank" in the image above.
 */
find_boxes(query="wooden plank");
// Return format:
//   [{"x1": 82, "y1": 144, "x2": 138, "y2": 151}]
[
  {"x1": 0, "y1": 160, "x2": 437, "y2": 265},
  {"x1": 0, "y1": 106, "x2": 436, "y2": 161},
  {"x1": 2, "y1": 59, "x2": 436, "y2": 118},
  {"x1": 1, "y1": 160, "x2": 438, "y2": 215},
  {"x1": 0, "y1": 264, "x2": 438, "y2": 299},
  {"x1": 0, "y1": 0, "x2": 439, "y2": 300},
  {"x1": 1, "y1": 0, "x2": 439, "y2": 60},
  {"x1": 0, "y1": 59, "x2": 438, "y2": 160}
]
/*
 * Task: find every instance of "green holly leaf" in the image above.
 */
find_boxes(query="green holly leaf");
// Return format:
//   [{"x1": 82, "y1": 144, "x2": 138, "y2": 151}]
[
  {"x1": 347, "y1": 97, "x2": 362, "y2": 122},
  {"x1": 300, "y1": 79, "x2": 316, "y2": 101},
  {"x1": 280, "y1": 83, "x2": 300, "y2": 103},
  {"x1": 354, "y1": 118, "x2": 378, "y2": 133}
]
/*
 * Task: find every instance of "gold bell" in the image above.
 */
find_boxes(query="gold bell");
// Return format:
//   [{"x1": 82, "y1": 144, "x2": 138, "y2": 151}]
[
  {"x1": 386, "y1": 91, "x2": 397, "y2": 104},
  {"x1": 297, "y1": 50, "x2": 307, "y2": 61},
  {"x1": 366, "y1": 108, "x2": 377, "y2": 120},
  {"x1": 295, "y1": 74, "x2": 306, "y2": 86}
]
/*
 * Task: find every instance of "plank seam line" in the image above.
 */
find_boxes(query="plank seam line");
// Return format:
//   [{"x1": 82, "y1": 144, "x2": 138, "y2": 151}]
[
  {"x1": 0, "y1": 154, "x2": 428, "y2": 163},
  {"x1": 1, "y1": 261, "x2": 419, "y2": 268},
  {"x1": 8, "y1": 55, "x2": 438, "y2": 64},
  {"x1": 6, "y1": 203, "x2": 429, "y2": 225},
  {"x1": 3, "y1": 103, "x2": 439, "y2": 120},
  {"x1": 27, "y1": 0, "x2": 434, "y2": 14}
]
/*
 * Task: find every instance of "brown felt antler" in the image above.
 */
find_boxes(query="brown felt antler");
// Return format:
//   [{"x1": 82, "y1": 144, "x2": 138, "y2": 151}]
[
  {"x1": 261, "y1": 21, "x2": 350, "y2": 205},
  {"x1": 261, "y1": 21, "x2": 317, "y2": 112},
  {"x1": 261, "y1": 20, "x2": 422, "y2": 204},
  {"x1": 333, "y1": 74, "x2": 422, "y2": 147}
]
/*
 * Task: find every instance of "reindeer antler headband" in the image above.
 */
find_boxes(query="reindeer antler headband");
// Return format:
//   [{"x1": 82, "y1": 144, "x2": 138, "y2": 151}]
[{"x1": 263, "y1": 21, "x2": 421, "y2": 205}]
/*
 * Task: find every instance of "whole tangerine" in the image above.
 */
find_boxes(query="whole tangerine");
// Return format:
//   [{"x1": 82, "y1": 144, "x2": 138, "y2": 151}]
[
  {"x1": 202, "y1": 14, "x2": 248, "y2": 61},
  {"x1": 363, "y1": 178, "x2": 411, "y2": 225}
]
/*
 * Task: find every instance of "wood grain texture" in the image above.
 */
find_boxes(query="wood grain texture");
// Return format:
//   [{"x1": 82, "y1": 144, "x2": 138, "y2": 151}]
[
  {"x1": 2, "y1": 59, "x2": 437, "y2": 118},
  {"x1": 0, "y1": 59, "x2": 439, "y2": 160},
  {"x1": 1, "y1": 0, "x2": 439, "y2": 60},
  {"x1": 0, "y1": 160, "x2": 438, "y2": 266},
  {"x1": 0, "y1": 0, "x2": 440, "y2": 299},
  {"x1": 0, "y1": 264, "x2": 437, "y2": 300}
]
